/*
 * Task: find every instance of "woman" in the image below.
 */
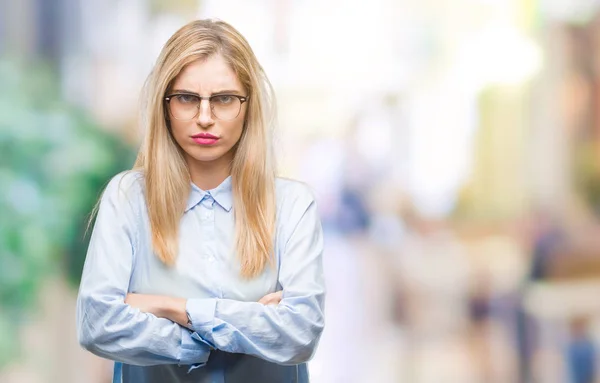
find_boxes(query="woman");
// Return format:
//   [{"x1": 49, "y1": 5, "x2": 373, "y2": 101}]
[{"x1": 76, "y1": 19, "x2": 325, "y2": 383}]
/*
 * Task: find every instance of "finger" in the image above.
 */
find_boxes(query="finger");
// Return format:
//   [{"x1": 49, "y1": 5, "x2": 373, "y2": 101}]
[
  {"x1": 258, "y1": 291, "x2": 284, "y2": 305},
  {"x1": 258, "y1": 293, "x2": 275, "y2": 305},
  {"x1": 266, "y1": 292, "x2": 282, "y2": 304},
  {"x1": 265, "y1": 295, "x2": 283, "y2": 306},
  {"x1": 259, "y1": 292, "x2": 280, "y2": 305}
]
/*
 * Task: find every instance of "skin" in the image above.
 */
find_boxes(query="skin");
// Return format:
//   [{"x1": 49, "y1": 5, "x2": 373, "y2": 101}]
[
  {"x1": 126, "y1": 54, "x2": 282, "y2": 328},
  {"x1": 168, "y1": 54, "x2": 246, "y2": 191}
]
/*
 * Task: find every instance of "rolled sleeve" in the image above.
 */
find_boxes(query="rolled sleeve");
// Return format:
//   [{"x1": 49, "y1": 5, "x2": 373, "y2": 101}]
[
  {"x1": 186, "y1": 298, "x2": 217, "y2": 332},
  {"x1": 179, "y1": 327, "x2": 212, "y2": 364}
]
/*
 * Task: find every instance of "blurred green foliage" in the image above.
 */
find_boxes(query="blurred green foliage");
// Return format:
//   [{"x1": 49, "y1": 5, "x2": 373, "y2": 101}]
[
  {"x1": 575, "y1": 141, "x2": 600, "y2": 214},
  {"x1": 0, "y1": 58, "x2": 135, "y2": 366},
  {"x1": 149, "y1": 0, "x2": 199, "y2": 17}
]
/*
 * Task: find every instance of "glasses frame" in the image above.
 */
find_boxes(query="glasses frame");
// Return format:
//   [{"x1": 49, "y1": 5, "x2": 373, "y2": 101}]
[{"x1": 164, "y1": 93, "x2": 249, "y2": 121}]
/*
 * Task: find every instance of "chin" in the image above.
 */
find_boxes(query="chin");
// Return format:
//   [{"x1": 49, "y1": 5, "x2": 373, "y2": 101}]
[
  {"x1": 186, "y1": 148, "x2": 228, "y2": 163},
  {"x1": 190, "y1": 154, "x2": 224, "y2": 163}
]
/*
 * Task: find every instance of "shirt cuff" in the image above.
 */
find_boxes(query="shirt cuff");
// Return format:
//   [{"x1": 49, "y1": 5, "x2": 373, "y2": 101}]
[
  {"x1": 186, "y1": 298, "x2": 217, "y2": 334},
  {"x1": 178, "y1": 326, "x2": 211, "y2": 366}
]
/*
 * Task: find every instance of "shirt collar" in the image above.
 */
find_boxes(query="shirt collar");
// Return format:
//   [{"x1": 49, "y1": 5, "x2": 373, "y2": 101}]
[{"x1": 185, "y1": 176, "x2": 233, "y2": 213}]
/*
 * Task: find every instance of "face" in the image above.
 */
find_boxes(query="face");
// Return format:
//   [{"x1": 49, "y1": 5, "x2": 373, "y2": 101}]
[{"x1": 167, "y1": 54, "x2": 247, "y2": 170}]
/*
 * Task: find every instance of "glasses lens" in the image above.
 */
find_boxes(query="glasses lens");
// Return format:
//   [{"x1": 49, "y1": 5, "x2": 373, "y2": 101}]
[
  {"x1": 211, "y1": 95, "x2": 242, "y2": 120},
  {"x1": 169, "y1": 94, "x2": 200, "y2": 120}
]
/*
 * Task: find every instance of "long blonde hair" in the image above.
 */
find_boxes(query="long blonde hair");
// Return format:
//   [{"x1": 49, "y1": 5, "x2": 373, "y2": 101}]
[{"x1": 134, "y1": 19, "x2": 276, "y2": 278}]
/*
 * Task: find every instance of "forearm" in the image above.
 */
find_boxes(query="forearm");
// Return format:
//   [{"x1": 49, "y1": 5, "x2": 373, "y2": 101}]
[
  {"x1": 77, "y1": 294, "x2": 210, "y2": 366},
  {"x1": 125, "y1": 293, "x2": 189, "y2": 328},
  {"x1": 77, "y1": 173, "x2": 211, "y2": 366},
  {"x1": 186, "y1": 295, "x2": 325, "y2": 364},
  {"x1": 127, "y1": 293, "x2": 323, "y2": 364}
]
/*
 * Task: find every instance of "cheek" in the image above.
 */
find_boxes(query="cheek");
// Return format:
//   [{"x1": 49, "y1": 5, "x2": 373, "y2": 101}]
[
  {"x1": 230, "y1": 110, "x2": 247, "y2": 142},
  {"x1": 226, "y1": 120, "x2": 245, "y2": 144},
  {"x1": 169, "y1": 121, "x2": 189, "y2": 144}
]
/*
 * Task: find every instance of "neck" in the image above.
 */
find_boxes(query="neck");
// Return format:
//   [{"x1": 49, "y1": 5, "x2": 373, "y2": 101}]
[{"x1": 187, "y1": 154, "x2": 232, "y2": 191}]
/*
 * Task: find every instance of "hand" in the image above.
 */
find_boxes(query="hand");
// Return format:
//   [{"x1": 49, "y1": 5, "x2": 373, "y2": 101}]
[
  {"x1": 258, "y1": 291, "x2": 283, "y2": 306},
  {"x1": 125, "y1": 293, "x2": 188, "y2": 327},
  {"x1": 125, "y1": 293, "x2": 165, "y2": 316}
]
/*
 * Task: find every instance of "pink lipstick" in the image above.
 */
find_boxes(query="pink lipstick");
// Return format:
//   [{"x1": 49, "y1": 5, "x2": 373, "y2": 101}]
[{"x1": 191, "y1": 133, "x2": 220, "y2": 146}]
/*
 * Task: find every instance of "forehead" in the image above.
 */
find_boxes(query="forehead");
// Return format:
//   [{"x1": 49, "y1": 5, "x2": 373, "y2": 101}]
[{"x1": 172, "y1": 54, "x2": 242, "y2": 92}]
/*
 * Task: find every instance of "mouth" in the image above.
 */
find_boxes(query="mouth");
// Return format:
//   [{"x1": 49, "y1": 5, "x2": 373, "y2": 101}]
[{"x1": 191, "y1": 133, "x2": 220, "y2": 146}]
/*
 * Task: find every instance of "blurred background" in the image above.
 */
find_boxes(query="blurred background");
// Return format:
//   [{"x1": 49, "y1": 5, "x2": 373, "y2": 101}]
[{"x1": 2, "y1": 0, "x2": 600, "y2": 382}]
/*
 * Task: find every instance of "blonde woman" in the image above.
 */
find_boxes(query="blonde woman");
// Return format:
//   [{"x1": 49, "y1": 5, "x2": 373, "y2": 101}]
[{"x1": 76, "y1": 19, "x2": 325, "y2": 383}]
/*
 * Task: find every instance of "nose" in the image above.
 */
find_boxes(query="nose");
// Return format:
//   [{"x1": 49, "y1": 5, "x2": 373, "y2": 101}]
[{"x1": 196, "y1": 98, "x2": 214, "y2": 127}]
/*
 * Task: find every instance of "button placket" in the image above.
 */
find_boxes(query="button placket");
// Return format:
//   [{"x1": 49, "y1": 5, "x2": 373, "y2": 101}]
[
  {"x1": 199, "y1": 195, "x2": 216, "y2": 262},
  {"x1": 199, "y1": 194, "x2": 215, "y2": 221}
]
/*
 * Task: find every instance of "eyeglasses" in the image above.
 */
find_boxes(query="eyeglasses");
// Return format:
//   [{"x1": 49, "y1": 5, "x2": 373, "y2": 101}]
[{"x1": 164, "y1": 93, "x2": 248, "y2": 121}]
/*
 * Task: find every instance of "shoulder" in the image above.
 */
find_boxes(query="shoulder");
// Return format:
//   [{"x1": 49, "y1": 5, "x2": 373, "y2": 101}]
[
  {"x1": 275, "y1": 177, "x2": 316, "y2": 209},
  {"x1": 275, "y1": 177, "x2": 318, "y2": 226},
  {"x1": 102, "y1": 170, "x2": 145, "y2": 207}
]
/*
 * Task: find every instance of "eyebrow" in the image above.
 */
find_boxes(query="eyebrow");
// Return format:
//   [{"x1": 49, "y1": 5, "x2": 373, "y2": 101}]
[{"x1": 170, "y1": 88, "x2": 244, "y2": 96}]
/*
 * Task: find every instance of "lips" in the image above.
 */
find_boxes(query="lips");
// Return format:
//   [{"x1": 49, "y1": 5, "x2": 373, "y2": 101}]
[
  {"x1": 191, "y1": 133, "x2": 220, "y2": 146},
  {"x1": 191, "y1": 133, "x2": 219, "y2": 140}
]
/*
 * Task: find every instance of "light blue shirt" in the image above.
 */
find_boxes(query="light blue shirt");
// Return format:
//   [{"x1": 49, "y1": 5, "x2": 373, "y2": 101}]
[{"x1": 76, "y1": 171, "x2": 325, "y2": 383}]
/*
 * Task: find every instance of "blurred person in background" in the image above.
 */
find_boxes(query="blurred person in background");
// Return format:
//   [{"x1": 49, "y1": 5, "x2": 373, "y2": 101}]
[
  {"x1": 516, "y1": 210, "x2": 564, "y2": 383},
  {"x1": 76, "y1": 19, "x2": 325, "y2": 383},
  {"x1": 567, "y1": 316, "x2": 596, "y2": 383}
]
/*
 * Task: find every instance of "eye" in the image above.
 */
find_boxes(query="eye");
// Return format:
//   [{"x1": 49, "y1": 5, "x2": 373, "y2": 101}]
[
  {"x1": 174, "y1": 94, "x2": 198, "y2": 104},
  {"x1": 213, "y1": 95, "x2": 234, "y2": 105}
]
